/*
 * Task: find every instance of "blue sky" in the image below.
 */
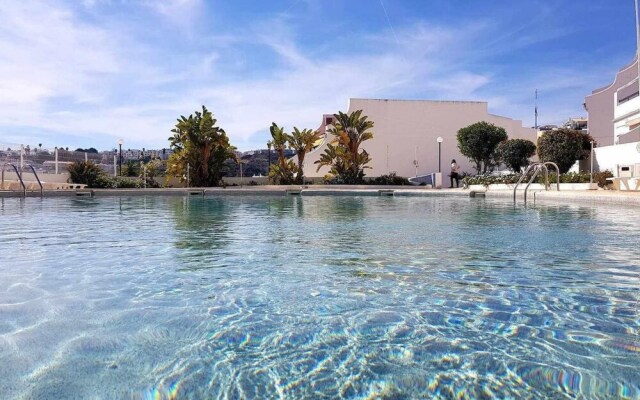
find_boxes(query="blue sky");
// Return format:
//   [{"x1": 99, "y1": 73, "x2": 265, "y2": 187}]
[{"x1": 0, "y1": 0, "x2": 636, "y2": 151}]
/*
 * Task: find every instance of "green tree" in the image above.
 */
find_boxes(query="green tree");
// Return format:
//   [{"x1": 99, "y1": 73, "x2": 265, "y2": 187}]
[
  {"x1": 268, "y1": 123, "x2": 296, "y2": 184},
  {"x1": 314, "y1": 110, "x2": 374, "y2": 184},
  {"x1": 456, "y1": 121, "x2": 508, "y2": 174},
  {"x1": 167, "y1": 106, "x2": 236, "y2": 187},
  {"x1": 537, "y1": 129, "x2": 595, "y2": 174},
  {"x1": 495, "y1": 139, "x2": 536, "y2": 172},
  {"x1": 288, "y1": 127, "x2": 322, "y2": 184}
]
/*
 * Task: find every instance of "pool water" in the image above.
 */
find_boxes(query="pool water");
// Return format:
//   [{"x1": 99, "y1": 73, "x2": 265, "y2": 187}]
[{"x1": 0, "y1": 195, "x2": 638, "y2": 399}]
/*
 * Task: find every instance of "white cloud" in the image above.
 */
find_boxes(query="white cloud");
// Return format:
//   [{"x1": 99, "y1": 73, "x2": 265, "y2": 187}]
[
  {"x1": 0, "y1": 1, "x2": 619, "y2": 151},
  {"x1": 0, "y1": 1, "x2": 120, "y2": 106}
]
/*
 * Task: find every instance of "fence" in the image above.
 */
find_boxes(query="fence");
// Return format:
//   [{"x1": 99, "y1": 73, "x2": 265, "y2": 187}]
[{"x1": 0, "y1": 143, "x2": 118, "y2": 175}]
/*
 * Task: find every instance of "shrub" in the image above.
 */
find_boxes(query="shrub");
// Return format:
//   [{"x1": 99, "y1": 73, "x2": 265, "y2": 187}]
[
  {"x1": 463, "y1": 170, "x2": 612, "y2": 188},
  {"x1": 537, "y1": 129, "x2": 595, "y2": 174},
  {"x1": 92, "y1": 174, "x2": 116, "y2": 188},
  {"x1": 372, "y1": 173, "x2": 410, "y2": 185},
  {"x1": 462, "y1": 173, "x2": 521, "y2": 187},
  {"x1": 111, "y1": 177, "x2": 144, "y2": 188},
  {"x1": 67, "y1": 161, "x2": 106, "y2": 188},
  {"x1": 594, "y1": 171, "x2": 614, "y2": 188}
]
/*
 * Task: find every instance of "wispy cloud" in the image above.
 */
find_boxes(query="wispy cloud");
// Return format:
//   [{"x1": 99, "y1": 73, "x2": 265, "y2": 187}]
[{"x1": 0, "y1": 0, "x2": 634, "y2": 150}]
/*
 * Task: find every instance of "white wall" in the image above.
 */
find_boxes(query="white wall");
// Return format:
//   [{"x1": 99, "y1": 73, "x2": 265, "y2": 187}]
[
  {"x1": 593, "y1": 141, "x2": 640, "y2": 176},
  {"x1": 303, "y1": 98, "x2": 536, "y2": 178}
]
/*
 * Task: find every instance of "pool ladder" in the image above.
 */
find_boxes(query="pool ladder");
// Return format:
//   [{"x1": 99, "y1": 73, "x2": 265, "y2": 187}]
[
  {"x1": 1, "y1": 163, "x2": 44, "y2": 197},
  {"x1": 513, "y1": 162, "x2": 559, "y2": 203}
]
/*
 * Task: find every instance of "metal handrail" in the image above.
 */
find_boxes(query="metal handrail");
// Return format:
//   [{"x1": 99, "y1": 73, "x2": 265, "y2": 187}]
[
  {"x1": 1, "y1": 163, "x2": 26, "y2": 196},
  {"x1": 513, "y1": 162, "x2": 561, "y2": 203},
  {"x1": 513, "y1": 163, "x2": 537, "y2": 201},
  {"x1": 543, "y1": 162, "x2": 560, "y2": 191},
  {"x1": 524, "y1": 164, "x2": 546, "y2": 203},
  {"x1": 23, "y1": 164, "x2": 43, "y2": 196}
]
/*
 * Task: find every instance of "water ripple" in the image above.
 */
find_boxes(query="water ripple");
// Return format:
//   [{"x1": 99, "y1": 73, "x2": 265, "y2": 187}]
[{"x1": 0, "y1": 196, "x2": 638, "y2": 398}]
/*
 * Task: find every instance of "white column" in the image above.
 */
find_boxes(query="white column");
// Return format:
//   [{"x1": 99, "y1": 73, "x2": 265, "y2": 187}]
[
  {"x1": 55, "y1": 148, "x2": 59, "y2": 174},
  {"x1": 85, "y1": 152, "x2": 88, "y2": 162},
  {"x1": 20, "y1": 144, "x2": 24, "y2": 169},
  {"x1": 114, "y1": 155, "x2": 117, "y2": 177},
  {"x1": 434, "y1": 172, "x2": 442, "y2": 189}
]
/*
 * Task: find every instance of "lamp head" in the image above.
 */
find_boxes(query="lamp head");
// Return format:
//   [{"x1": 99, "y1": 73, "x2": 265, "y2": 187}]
[
  {"x1": 436, "y1": 137, "x2": 443, "y2": 143},
  {"x1": 117, "y1": 139, "x2": 124, "y2": 146}
]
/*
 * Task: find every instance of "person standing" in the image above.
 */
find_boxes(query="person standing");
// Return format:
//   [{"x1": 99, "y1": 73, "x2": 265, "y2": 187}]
[{"x1": 450, "y1": 159, "x2": 461, "y2": 188}]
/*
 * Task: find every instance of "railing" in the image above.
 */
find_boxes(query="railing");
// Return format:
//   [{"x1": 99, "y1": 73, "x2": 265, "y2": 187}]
[
  {"x1": 1, "y1": 162, "x2": 44, "y2": 197},
  {"x1": 23, "y1": 164, "x2": 44, "y2": 197},
  {"x1": 513, "y1": 162, "x2": 560, "y2": 203},
  {"x1": 1, "y1": 163, "x2": 26, "y2": 196}
]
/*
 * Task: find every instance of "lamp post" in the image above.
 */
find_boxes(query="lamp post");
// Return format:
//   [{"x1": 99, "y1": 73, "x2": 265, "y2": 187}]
[
  {"x1": 590, "y1": 140, "x2": 594, "y2": 183},
  {"x1": 436, "y1": 137, "x2": 443, "y2": 173},
  {"x1": 117, "y1": 139, "x2": 124, "y2": 176}
]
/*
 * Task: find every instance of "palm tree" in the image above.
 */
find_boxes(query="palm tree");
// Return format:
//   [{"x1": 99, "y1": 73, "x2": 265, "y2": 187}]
[
  {"x1": 315, "y1": 110, "x2": 374, "y2": 184},
  {"x1": 288, "y1": 127, "x2": 322, "y2": 184},
  {"x1": 168, "y1": 106, "x2": 235, "y2": 187},
  {"x1": 268, "y1": 123, "x2": 295, "y2": 184}
]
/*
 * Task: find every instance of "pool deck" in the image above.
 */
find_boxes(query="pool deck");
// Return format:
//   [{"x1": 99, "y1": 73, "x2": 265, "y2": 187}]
[{"x1": 1, "y1": 186, "x2": 639, "y2": 206}]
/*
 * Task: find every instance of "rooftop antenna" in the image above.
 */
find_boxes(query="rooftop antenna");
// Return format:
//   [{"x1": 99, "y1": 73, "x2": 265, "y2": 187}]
[{"x1": 534, "y1": 89, "x2": 538, "y2": 130}]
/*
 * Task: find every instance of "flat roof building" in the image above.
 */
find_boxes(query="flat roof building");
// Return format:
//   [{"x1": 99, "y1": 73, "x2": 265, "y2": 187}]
[{"x1": 303, "y1": 98, "x2": 536, "y2": 179}]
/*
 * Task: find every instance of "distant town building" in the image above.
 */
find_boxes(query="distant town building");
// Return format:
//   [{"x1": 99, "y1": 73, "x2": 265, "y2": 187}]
[
  {"x1": 585, "y1": 56, "x2": 640, "y2": 145},
  {"x1": 302, "y1": 98, "x2": 536, "y2": 178},
  {"x1": 563, "y1": 117, "x2": 588, "y2": 131}
]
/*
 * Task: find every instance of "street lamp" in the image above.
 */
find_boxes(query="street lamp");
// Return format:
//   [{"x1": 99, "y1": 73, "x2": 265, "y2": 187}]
[
  {"x1": 436, "y1": 137, "x2": 443, "y2": 173},
  {"x1": 117, "y1": 138, "x2": 124, "y2": 176},
  {"x1": 590, "y1": 140, "x2": 594, "y2": 183}
]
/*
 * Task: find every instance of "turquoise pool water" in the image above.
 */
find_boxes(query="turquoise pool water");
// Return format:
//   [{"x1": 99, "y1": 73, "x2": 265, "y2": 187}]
[{"x1": 0, "y1": 195, "x2": 638, "y2": 399}]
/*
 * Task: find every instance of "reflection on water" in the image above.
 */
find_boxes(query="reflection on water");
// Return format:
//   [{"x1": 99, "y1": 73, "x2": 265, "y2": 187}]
[{"x1": 0, "y1": 195, "x2": 638, "y2": 399}]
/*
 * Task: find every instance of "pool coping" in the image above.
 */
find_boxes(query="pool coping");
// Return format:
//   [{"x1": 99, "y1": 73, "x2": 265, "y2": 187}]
[
  {"x1": 1, "y1": 186, "x2": 639, "y2": 206},
  {"x1": 0, "y1": 186, "x2": 468, "y2": 198}
]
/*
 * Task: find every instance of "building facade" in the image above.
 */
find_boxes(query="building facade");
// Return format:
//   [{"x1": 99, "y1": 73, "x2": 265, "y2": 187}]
[
  {"x1": 302, "y1": 98, "x2": 536, "y2": 179},
  {"x1": 585, "y1": 56, "x2": 640, "y2": 146}
]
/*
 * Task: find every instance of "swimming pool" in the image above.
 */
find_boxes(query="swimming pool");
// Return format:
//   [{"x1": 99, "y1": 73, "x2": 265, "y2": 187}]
[{"x1": 0, "y1": 195, "x2": 638, "y2": 398}]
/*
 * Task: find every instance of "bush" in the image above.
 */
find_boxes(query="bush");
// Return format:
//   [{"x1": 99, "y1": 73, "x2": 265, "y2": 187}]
[
  {"x1": 462, "y1": 173, "x2": 521, "y2": 187},
  {"x1": 67, "y1": 161, "x2": 153, "y2": 188},
  {"x1": 112, "y1": 177, "x2": 144, "y2": 188},
  {"x1": 463, "y1": 170, "x2": 613, "y2": 188},
  {"x1": 372, "y1": 173, "x2": 410, "y2": 185},
  {"x1": 594, "y1": 171, "x2": 614, "y2": 188},
  {"x1": 67, "y1": 161, "x2": 106, "y2": 187},
  {"x1": 537, "y1": 129, "x2": 595, "y2": 174},
  {"x1": 92, "y1": 174, "x2": 116, "y2": 188}
]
